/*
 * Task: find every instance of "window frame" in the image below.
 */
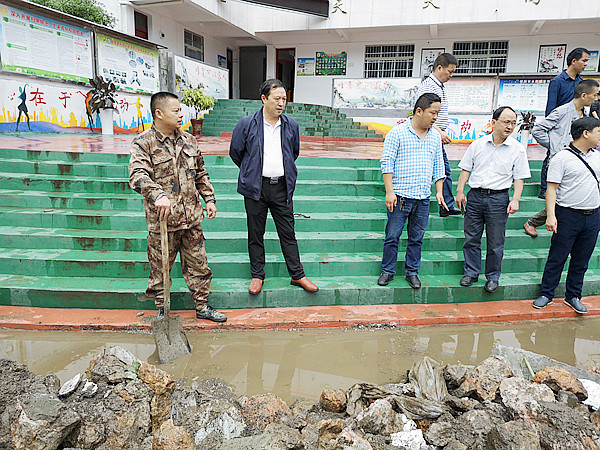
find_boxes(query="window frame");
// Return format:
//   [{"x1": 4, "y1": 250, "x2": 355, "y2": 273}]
[
  {"x1": 363, "y1": 44, "x2": 415, "y2": 78},
  {"x1": 452, "y1": 40, "x2": 509, "y2": 74},
  {"x1": 184, "y1": 29, "x2": 204, "y2": 62}
]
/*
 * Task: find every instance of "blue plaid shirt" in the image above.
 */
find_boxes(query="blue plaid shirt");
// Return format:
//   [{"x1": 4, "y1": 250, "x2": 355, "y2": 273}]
[{"x1": 381, "y1": 120, "x2": 445, "y2": 200}]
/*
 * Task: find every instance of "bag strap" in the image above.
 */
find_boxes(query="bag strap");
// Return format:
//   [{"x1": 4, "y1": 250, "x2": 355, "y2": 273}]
[{"x1": 567, "y1": 143, "x2": 599, "y2": 185}]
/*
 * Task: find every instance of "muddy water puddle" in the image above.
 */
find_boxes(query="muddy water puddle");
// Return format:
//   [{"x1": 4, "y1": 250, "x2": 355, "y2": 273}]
[{"x1": 1, "y1": 318, "x2": 599, "y2": 405}]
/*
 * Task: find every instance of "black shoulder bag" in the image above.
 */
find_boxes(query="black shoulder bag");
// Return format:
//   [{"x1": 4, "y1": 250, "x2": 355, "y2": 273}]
[{"x1": 566, "y1": 144, "x2": 600, "y2": 188}]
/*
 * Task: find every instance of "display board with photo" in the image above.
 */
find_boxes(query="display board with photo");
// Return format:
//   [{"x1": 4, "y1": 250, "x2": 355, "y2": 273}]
[{"x1": 537, "y1": 44, "x2": 566, "y2": 73}]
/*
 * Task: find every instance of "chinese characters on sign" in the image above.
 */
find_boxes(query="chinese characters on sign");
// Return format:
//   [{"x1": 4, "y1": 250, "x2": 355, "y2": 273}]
[
  {"x1": 315, "y1": 52, "x2": 347, "y2": 76},
  {"x1": 526, "y1": 0, "x2": 540, "y2": 4},
  {"x1": 537, "y1": 44, "x2": 566, "y2": 73},
  {"x1": 423, "y1": 1, "x2": 440, "y2": 9},
  {"x1": 332, "y1": 0, "x2": 346, "y2": 14}
]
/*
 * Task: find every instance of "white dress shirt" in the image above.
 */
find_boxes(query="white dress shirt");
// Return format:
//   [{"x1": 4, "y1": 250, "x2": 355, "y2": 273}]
[{"x1": 262, "y1": 119, "x2": 285, "y2": 177}]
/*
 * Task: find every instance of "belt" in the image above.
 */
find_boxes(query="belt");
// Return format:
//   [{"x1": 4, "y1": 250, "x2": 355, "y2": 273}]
[
  {"x1": 263, "y1": 176, "x2": 284, "y2": 184},
  {"x1": 558, "y1": 205, "x2": 600, "y2": 215},
  {"x1": 471, "y1": 187, "x2": 509, "y2": 195}
]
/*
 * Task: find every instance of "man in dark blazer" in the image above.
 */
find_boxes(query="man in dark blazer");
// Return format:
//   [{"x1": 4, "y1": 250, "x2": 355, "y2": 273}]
[{"x1": 229, "y1": 79, "x2": 319, "y2": 295}]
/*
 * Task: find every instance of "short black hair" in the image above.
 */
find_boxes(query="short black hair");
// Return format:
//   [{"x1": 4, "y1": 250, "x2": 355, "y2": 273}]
[
  {"x1": 413, "y1": 93, "x2": 442, "y2": 114},
  {"x1": 492, "y1": 106, "x2": 517, "y2": 120},
  {"x1": 574, "y1": 79, "x2": 599, "y2": 98},
  {"x1": 571, "y1": 116, "x2": 600, "y2": 140},
  {"x1": 260, "y1": 79, "x2": 286, "y2": 99},
  {"x1": 434, "y1": 53, "x2": 458, "y2": 69},
  {"x1": 567, "y1": 47, "x2": 590, "y2": 66},
  {"x1": 150, "y1": 92, "x2": 178, "y2": 120}
]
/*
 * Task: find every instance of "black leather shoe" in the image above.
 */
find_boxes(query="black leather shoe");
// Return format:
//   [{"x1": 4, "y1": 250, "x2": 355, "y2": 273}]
[
  {"x1": 377, "y1": 272, "x2": 394, "y2": 286},
  {"x1": 440, "y1": 208, "x2": 462, "y2": 217},
  {"x1": 157, "y1": 308, "x2": 164, "y2": 319},
  {"x1": 405, "y1": 274, "x2": 421, "y2": 289},
  {"x1": 460, "y1": 275, "x2": 478, "y2": 287},
  {"x1": 538, "y1": 192, "x2": 546, "y2": 200},
  {"x1": 484, "y1": 280, "x2": 499, "y2": 293},
  {"x1": 196, "y1": 305, "x2": 227, "y2": 322}
]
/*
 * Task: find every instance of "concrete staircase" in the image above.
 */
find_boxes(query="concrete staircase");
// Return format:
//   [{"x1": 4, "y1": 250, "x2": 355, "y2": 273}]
[
  {"x1": 0, "y1": 148, "x2": 596, "y2": 311},
  {"x1": 201, "y1": 99, "x2": 383, "y2": 139}
]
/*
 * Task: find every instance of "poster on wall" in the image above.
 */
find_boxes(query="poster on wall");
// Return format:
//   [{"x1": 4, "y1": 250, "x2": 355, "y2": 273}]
[
  {"x1": 497, "y1": 78, "x2": 550, "y2": 113},
  {"x1": 584, "y1": 50, "x2": 599, "y2": 73},
  {"x1": 420, "y1": 48, "x2": 444, "y2": 77},
  {"x1": 0, "y1": 77, "x2": 152, "y2": 133},
  {"x1": 444, "y1": 78, "x2": 495, "y2": 113},
  {"x1": 316, "y1": 51, "x2": 346, "y2": 76},
  {"x1": 174, "y1": 55, "x2": 229, "y2": 99},
  {"x1": 537, "y1": 44, "x2": 566, "y2": 73},
  {"x1": 217, "y1": 55, "x2": 227, "y2": 68},
  {"x1": 297, "y1": 57, "x2": 315, "y2": 76},
  {"x1": 333, "y1": 78, "x2": 421, "y2": 109},
  {"x1": 0, "y1": 4, "x2": 92, "y2": 82},
  {"x1": 96, "y1": 33, "x2": 159, "y2": 94}
]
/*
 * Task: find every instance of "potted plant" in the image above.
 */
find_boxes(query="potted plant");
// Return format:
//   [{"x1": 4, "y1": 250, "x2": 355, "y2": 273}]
[
  {"x1": 88, "y1": 76, "x2": 118, "y2": 135},
  {"x1": 180, "y1": 88, "x2": 215, "y2": 136},
  {"x1": 518, "y1": 111, "x2": 536, "y2": 149}
]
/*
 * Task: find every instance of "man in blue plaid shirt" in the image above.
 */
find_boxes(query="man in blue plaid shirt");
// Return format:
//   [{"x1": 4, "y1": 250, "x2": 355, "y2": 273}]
[{"x1": 378, "y1": 93, "x2": 448, "y2": 289}]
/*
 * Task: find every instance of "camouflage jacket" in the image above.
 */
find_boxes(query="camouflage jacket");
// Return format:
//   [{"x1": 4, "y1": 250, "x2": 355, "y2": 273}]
[{"x1": 128, "y1": 126, "x2": 215, "y2": 233}]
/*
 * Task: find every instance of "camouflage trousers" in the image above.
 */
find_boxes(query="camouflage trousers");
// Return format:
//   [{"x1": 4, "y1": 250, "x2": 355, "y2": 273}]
[{"x1": 145, "y1": 225, "x2": 212, "y2": 310}]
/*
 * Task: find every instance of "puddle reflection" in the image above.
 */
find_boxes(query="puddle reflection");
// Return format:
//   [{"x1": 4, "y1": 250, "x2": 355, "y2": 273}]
[{"x1": 1, "y1": 318, "x2": 598, "y2": 405}]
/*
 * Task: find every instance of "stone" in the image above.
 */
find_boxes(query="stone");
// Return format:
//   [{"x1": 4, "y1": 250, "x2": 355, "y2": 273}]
[
  {"x1": 580, "y1": 379, "x2": 600, "y2": 411},
  {"x1": 381, "y1": 382, "x2": 415, "y2": 397},
  {"x1": 459, "y1": 410, "x2": 495, "y2": 442},
  {"x1": 317, "y1": 418, "x2": 346, "y2": 447},
  {"x1": 456, "y1": 356, "x2": 514, "y2": 401},
  {"x1": 534, "y1": 401, "x2": 600, "y2": 449},
  {"x1": 220, "y1": 423, "x2": 303, "y2": 450},
  {"x1": 533, "y1": 366, "x2": 588, "y2": 401},
  {"x1": 11, "y1": 393, "x2": 80, "y2": 450},
  {"x1": 499, "y1": 377, "x2": 555, "y2": 420},
  {"x1": 81, "y1": 381, "x2": 98, "y2": 397},
  {"x1": 331, "y1": 427, "x2": 373, "y2": 449},
  {"x1": 557, "y1": 389, "x2": 580, "y2": 407},
  {"x1": 153, "y1": 418, "x2": 195, "y2": 450},
  {"x1": 67, "y1": 421, "x2": 105, "y2": 448},
  {"x1": 105, "y1": 346, "x2": 140, "y2": 366},
  {"x1": 486, "y1": 420, "x2": 541, "y2": 450},
  {"x1": 193, "y1": 398, "x2": 245, "y2": 445},
  {"x1": 390, "y1": 429, "x2": 430, "y2": 450},
  {"x1": 424, "y1": 420, "x2": 455, "y2": 447},
  {"x1": 241, "y1": 393, "x2": 293, "y2": 434},
  {"x1": 320, "y1": 388, "x2": 347, "y2": 413},
  {"x1": 86, "y1": 354, "x2": 127, "y2": 384},
  {"x1": 291, "y1": 398, "x2": 317, "y2": 421},
  {"x1": 444, "y1": 364, "x2": 474, "y2": 390},
  {"x1": 138, "y1": 361, "x2": 173, "y2": 395},
  {"x1": 59, "y1": 373, "x2": 82, "y2": 397},
  {"x1": 356, "y1": 398, "x2": 402, "y2": 435},
  {"x1": 444, "y1": 440, "x2": 468, "y2": 450},
  {"x1": 591, "y1": 410, "x2": 600, "y2": 428},
  {"x1": 445, "y1": 395, "x2": 479, "y2": 412}
]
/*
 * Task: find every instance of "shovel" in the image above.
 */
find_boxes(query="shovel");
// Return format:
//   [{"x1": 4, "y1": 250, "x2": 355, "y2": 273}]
[{"x1": 150, "y1": 219, "x2": 192, "y2": 364}]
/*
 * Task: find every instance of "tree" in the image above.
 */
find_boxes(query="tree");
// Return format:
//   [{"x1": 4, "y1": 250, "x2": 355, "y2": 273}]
[{"x1": 32, "y1": 0, "x2": 116, "y2": 27}]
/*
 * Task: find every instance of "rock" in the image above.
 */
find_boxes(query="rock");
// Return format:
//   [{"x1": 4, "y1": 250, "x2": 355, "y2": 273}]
[
  {"x1": 533, "y1": 366, "x2": 588, "y2": 401},
  {"x1": 390, "y1": 429, "x2": 430, "y2": 450},
  {"x1": 193, "y1": 398, "x2": 245, "y2": 446},
  {"x1": 444, "y1": 364, "x2": 473, "y2": 390},
  {"x1": 11, "y1": 393, "x2": 80, "y2": 450},
  {"x1": 291, "y1": 398, "x2": 317, "y2": 421},
  {"x1": 557, "y1": 389, "x2": 580, "y2": 407},
  {"x1": 317, "y1": 418, "x2": 346, "y2": 447},
  {"x1": 534, "y1": 401, "x2": 600, "y2": 449},
  {"x1": 220, "y1": 423, "x2": 303, "y2": 450},
  {"x1": 81, "y1": 381, "x2": 98, "y2": 397},
  {"x1": 86, "y1": 354, "x2": 127, "y2": 384},
  {"x1": 580, "y1": 379, "x2": 600, "y2": 411},
  {"x1": 476, "y1": 400, "x2": 513, "y2": 423},
  {"x1": 59, "y1": 373, "x2": 82, "y2": 397},
  {"x1": 331, "y1": 427, "x2": 373, "y2": 449},
  {"x1": 445, "y1": 395, "x2": 479, "y2": 412},
  {"x1": 241, "y1": 393, "x2": 292, "y2": 434},
  {"x1": 456, "y1": 356, "x2": 514, "y2": 401},
  {"x1": 459, "y1": 409, "x2": 495, "y2": 442},
  {"x1": 320, "y1": 388, "x2": 347, "y2": 413},
  {"x1": 356, "y1": 398, "x2": 402, "y2": 435},
  {"x1": 301, "y1": 423, "x2": 319, "y2": 449},
  {"x1": 444, "y1": 440, "x2": 468, "y2": 450},
  {"x1": 153, "y1": 418, "x2": 195, "y2": 449},
  {"x1": 67, "y1": 421, "x2": 105, "y2": 448},
  {"x1": 425, "y1": 420, "x2": 455, "y2": 447},
  {"x1": 381, "y1": 382, "x2": 415, "y2": 397},
  {"x1": 499, "y1": 377, "x2": 555, "y2": 420},
  {"x1": 591, "y1": 410, "x2": 600, "y2": 427},
  {"x1": 486, "y1": 420, "x2": 541, "y2": 450},
  {"x1": 105, "y1": 346, "x2": 140, "y2": 366},
  {"x1": 138, "y1": 362, "x2": 173, "y2": 395}
]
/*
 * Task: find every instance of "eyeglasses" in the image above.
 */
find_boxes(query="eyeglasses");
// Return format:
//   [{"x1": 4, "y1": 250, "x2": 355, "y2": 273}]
[{"x1": 498, "y1": 120, "x2": 517, "y2": 126}]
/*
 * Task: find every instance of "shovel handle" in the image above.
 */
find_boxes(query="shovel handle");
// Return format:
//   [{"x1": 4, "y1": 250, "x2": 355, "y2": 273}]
[{"x1": 160, "y1": 219, "x2": 171, "y2": 317}]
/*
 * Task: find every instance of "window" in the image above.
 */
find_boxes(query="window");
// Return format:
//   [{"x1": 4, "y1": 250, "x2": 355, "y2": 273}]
[
  {"x1": 184, "y1": 29, "x2": 204, "y2": 62},
  {"x1": 134, "y1": 11, "x2": 148, "y2": 40},
  {"x1": 452, "y1": 41, "x2": 508, "y2": 74},
  {"x1": 364, "y1": 44, "x2": 415, "y2": 78}
]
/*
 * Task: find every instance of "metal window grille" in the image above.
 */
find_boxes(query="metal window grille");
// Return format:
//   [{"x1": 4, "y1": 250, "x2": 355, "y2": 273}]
[
  {"x1": 452, "y1": 41, "x2": 508, "y2": 74},
  {"x1": 184, "y1": 29, "x2": 204, "y2": 62},
  {"x1": 364, "y1": 44, "x2": 415, "y2": 78}
]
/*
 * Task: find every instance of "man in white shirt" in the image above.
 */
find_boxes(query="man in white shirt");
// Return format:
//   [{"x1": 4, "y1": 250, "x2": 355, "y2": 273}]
[
  {"x1": 230, "y1": 79, "x2": 318, "y2": 295},
  {"x1": 456, "y1": 106, "x2": 531, "y2": 293}
]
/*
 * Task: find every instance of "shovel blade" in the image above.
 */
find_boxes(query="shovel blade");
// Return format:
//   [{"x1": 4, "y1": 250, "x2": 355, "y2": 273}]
[{"x1": 150, "y1": 314, "x2": 192, "y2": 364}]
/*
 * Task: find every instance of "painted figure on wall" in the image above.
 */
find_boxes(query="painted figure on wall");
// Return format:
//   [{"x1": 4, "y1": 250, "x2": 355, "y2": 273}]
[
  {"x1": 84, "y1": 91, "x2": 94, "y2": 132},
  {"x1": 15, "y1": 85, "x2": 31, "y2": 132}
]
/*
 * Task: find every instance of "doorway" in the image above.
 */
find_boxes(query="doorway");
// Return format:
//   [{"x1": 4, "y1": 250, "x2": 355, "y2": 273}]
[
  {"x1": 276, "y1": 48, "x2": 295, "y2": 102},
  {"x1": 227, "y1": 48, "x2": 233, "y2": 99}
]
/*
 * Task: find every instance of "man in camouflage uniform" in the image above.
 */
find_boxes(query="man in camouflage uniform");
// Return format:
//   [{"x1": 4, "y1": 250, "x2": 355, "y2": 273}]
[{"x1": 129, "y1": 91, "x2": 226, "y2": 322}]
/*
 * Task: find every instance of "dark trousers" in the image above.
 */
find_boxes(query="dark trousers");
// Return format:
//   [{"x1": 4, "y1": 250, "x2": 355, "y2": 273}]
[
  {"x1": 539, "y1": 152, "x2": 549, "y2": 197},
  {"x1": 441, "y1": 145, "x2": 456, "y2": 212},
  {"x1": 244, "y1": 178, "x2": 305, "y2": 280},
  {"x1": 381, "y1": 197, "x2": 430, "y2": 276},
  {"x1": 540, "y1": 205, "x2": 600, "y2": 300},
  {"x1": 463, "y1": 190, "x2": 509, "y2": 281}
]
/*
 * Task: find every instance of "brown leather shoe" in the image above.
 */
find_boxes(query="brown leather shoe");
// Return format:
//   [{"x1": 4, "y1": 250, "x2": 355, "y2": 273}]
[
  {"x1": 290, "y1": 277, "x2": 319, "y2": 292},
  {"x1": 248, "y1": 278, "x2": 263, "y2": 295},
  {"x1": 523, "y1": 222, "x2": 538, "y2": 238}
]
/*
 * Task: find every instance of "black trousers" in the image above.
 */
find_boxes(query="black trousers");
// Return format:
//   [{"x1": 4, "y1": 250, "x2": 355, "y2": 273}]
[{"x1": 244, "y1": 177, "x2": 305, "y2": 280}]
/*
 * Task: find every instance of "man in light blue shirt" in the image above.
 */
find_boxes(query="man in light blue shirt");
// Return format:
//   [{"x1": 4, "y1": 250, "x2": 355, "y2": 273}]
[{"x1": 378, "y1": 93, "x2": 447, "y2": 289}]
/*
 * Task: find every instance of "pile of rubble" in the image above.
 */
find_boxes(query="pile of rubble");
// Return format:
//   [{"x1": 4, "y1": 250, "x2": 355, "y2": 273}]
[{"x1": 1, "y1": 344, "x2": 599, "y2": 449}]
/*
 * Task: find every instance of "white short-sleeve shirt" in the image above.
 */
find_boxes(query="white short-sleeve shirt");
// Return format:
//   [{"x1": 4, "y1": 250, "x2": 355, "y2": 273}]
[{"x1": 262, "y1": 119, "x2": 285, "y2": 177}]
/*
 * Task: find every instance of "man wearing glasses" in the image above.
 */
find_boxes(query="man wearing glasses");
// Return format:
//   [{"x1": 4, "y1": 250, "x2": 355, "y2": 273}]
[{"x1": 456, "y1": 107, "x2": 531, "y2": 292}]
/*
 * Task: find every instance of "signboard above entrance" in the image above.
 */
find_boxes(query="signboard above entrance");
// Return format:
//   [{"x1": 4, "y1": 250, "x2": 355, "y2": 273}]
[{"x1": 237, "y1": 0, "x2": 328, "y2": 17}]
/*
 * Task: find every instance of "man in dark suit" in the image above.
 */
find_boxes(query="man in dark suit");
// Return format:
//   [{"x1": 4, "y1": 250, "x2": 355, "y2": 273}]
[{"x1": 229, "y1": 79, "x2": 318, "y2": 295}]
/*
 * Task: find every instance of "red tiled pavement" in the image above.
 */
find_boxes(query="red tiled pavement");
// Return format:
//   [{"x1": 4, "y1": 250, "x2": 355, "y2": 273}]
[{"x1": 0, "y1": 297, "x2": 598, "y2": 332}]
